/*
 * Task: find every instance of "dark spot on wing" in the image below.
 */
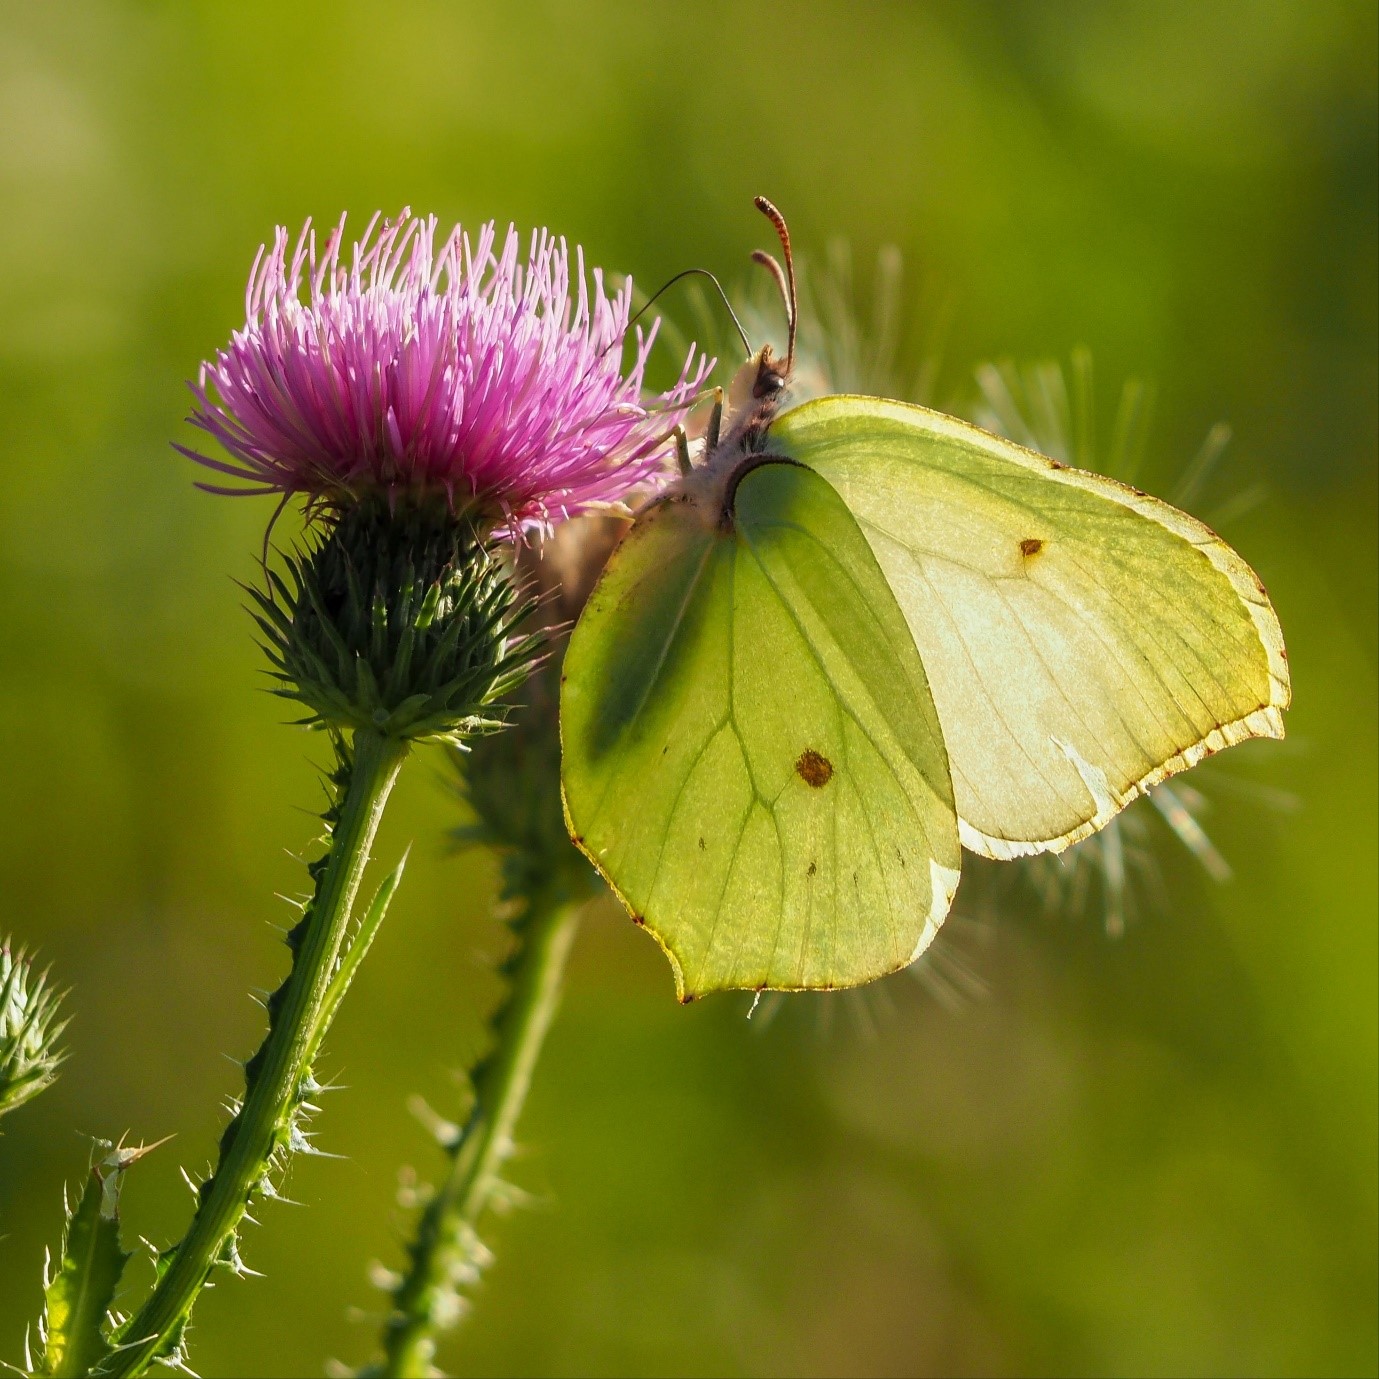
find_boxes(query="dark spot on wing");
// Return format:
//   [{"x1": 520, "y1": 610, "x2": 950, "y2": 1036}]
[
  {"x1": 630, "y1": 913, "x2": 644, "y2": 926},
  {"x1": 795, "y1": 749, "x2": 834, "y2": 788},
  {"x1": 1020, "y1": 537, "x2": 1044, "y2": 558},
  {"x1": 698, "y1": 837, "x2": 706, "y2": 850},
  {"x1": 806, "y1": 861, "x2": 817, "y2": 877}
]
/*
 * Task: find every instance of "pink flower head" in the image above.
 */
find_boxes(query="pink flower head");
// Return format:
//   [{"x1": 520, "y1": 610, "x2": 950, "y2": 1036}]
[{"x1": 181, "y1": 209, "x2": 711, "y2": 529}]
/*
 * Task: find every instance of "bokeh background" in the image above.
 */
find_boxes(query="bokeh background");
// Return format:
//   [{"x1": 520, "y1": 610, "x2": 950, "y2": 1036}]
[{"x1": 0, "y1": 2, "x2": 1375, "y2": 1375}]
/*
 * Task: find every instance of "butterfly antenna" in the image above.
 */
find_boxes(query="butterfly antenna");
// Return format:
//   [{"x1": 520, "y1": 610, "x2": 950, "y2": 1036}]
[
  {"x1": 753, "y1": 195, "x2": 797, "y2": 371},
  {"x1": 609, "y1": 268, "x2": 751, "y2": 358}
]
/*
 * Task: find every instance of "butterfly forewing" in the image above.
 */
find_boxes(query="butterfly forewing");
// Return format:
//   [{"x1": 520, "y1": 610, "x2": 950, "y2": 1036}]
[
  {"x1": 561, "y1": 461, "x2": 960, "y2": 997},
  {"x1": 769, "y1": 395, "x2": 1290, "y2": 858}
]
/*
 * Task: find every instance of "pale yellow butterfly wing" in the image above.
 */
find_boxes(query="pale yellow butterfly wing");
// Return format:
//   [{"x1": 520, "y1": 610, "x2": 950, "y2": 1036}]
[
  {"x1": 769, "y1": 395, "x2": 1290, "y2": 858},
  {"x1": 561, "y1": 461, "x2": 961, "y2": 996}
]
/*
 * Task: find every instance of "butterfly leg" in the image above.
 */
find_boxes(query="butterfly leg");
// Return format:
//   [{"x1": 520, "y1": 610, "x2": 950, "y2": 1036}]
[
  {"x1": 631, "y1": 386, "x2": 724, "y2": 476},
  {"x1": 706, "y1": 387, "x2": 724, "y2": 451},
  {"x1": 674, "y1": 425, "x2": 693, "y2": 477}
]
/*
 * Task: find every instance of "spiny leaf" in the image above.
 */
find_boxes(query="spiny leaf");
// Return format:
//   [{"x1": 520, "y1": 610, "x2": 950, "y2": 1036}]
[
  {"x1": 33, "y1": 1141, "x2": 164, "y2": 1377},
  {"x1": 309, "y1": 849, "x2": 409, "y2": 1064}
]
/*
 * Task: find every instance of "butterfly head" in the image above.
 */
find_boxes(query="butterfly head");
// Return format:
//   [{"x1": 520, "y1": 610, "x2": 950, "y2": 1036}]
[
  {"x1": 726, "y1": 342, "x2": 790, "y2": 418},
  {"x1": 676, "y1": 198, "x2": 801, "y2": 518}
]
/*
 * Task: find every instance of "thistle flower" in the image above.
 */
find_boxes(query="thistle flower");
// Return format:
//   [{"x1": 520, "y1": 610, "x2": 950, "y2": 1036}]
[
  {"x1": 182, "y1": 210, "x2": 710, "y2": 529},
  {"x1": 93, "y1": 215, "x2": 710, "y2": 1378}
]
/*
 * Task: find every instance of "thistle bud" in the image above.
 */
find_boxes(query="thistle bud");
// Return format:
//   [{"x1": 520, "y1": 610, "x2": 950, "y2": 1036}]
[
  {"x1": 253, "y1": 499, "x2": 544, "y2": 743},
  {"x1": 0, "y1": 942, "x2": 67, "y2": 1119}
]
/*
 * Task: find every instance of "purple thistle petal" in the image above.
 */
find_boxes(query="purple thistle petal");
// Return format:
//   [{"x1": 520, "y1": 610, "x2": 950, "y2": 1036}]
[{"x1": 186, "y1": 209, "x2": 712, "y2": 529}]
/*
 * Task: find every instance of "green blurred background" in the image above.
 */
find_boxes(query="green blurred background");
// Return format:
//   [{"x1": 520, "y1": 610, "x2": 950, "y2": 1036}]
[{"x1": 0, "y1": 2, "x2": 1374, "y2": 1374}]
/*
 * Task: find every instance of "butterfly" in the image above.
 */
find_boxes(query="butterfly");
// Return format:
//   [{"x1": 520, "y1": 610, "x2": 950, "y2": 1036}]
[{"x1": 560, "y1": 198, "x2": 1290, "y2": 1000}]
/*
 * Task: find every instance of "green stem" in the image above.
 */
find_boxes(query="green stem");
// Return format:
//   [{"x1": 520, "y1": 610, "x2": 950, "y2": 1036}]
[
  {"x1": 106, "y1": 730, "x2": 409, "y2": 1377},
  {"x1": 381, "y1": 892, "x2": 582, "y2": 1377}
]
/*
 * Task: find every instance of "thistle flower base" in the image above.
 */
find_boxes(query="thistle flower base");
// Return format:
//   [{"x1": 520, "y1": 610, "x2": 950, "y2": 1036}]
[{"x1": 254, "y1": 501, "x2": 543, "y2": 744}]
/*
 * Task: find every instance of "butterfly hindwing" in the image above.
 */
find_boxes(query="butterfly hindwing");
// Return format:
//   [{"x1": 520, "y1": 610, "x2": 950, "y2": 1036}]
[
  {"x1": 769, "y1": 395, "x2": 1291, "y2": 858},
  {"x1": 561, "y1": 460, "x2": 960, "y2": 997}
]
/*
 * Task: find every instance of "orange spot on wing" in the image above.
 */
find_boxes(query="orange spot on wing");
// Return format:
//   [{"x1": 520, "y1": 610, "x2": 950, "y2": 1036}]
[{"x1": 795, "y1": 749, "x2": 834, "y2": 788}]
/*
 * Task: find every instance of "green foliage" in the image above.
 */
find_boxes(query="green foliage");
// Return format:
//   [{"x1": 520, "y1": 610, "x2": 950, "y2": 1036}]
[
  {"x1": 363, "y1": 525, "x2": 609, "y2": 1375},
  {"x1": 374, "y1": 887, "x2": 584, "y2": 1377},
  {"x1": 312, "y1": 849, "x2": 410, "y2": 1065},
  {"x1": 250, "y1": 500, "x2": 545, "y2": 744},
  {"x1": 105, "y1": 733, "x2": 410, "y2": 1376},
  {"x1": 29, "y1": 1143, "x2": 150, "y2": 1378},
  {"x1": 104, "y1": 498, "x2": 551, "y2": 1373},
  {"x1": 0, "y1": 943, "x2": 67, "y2": 1121}
]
